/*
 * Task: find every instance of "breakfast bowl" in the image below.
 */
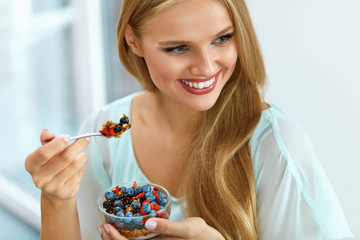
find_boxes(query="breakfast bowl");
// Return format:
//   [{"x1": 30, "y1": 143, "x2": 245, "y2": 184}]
[{"x1": 97, "y1": 181, "x2": 171, "y2": 239}]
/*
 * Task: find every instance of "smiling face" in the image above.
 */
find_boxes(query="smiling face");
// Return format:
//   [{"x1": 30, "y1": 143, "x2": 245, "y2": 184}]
[{"x1": 129, "y1": 0, "x2": 238, "y2": 112}]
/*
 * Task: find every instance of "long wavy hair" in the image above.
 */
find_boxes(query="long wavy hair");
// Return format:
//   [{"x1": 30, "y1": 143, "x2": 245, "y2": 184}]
[{"x1": 117, "y1": 0, "x2": 266, "y2": 239}]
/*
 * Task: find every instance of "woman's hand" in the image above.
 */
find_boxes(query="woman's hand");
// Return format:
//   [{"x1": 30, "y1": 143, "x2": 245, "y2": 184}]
[
  {"x1": 97, "y1": 217, "x2": 225, "y2": 240},
  {"x1": 25, "y1": 129, "x2": 90, "y2": 202}
]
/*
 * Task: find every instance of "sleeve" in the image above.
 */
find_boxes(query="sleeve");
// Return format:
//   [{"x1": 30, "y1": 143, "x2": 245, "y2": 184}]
[{"x1": 253, "y1": 114, "x2": 353, "y2": 240}]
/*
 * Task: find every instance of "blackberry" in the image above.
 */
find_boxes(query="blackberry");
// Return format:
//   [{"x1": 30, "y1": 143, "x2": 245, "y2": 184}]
[
  {"x1": 103, "y1": 201, "x2": 112, "y2": 209},
  {"x1": 131, "y1": 201, "x2": 141, "y2": 212},
  {"x1": 114, "y1": 124, "x2": 122, "y2": 133}
]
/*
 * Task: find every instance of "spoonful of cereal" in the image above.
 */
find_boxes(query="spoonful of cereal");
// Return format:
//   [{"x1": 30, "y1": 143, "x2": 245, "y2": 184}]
[{"x1": 70, "y1": 114, "x2": 131, "y2": 141}]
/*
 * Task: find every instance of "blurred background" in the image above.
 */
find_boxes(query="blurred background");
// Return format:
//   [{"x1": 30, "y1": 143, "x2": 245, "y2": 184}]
[{"x1": 0, "y1": 0, "x2": 359, "y2": 239}]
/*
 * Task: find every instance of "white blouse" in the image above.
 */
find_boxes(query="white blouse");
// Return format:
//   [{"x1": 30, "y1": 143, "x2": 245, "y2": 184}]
[{"x1": 78, "y1": 92, "x2": 353, "y2": 240}]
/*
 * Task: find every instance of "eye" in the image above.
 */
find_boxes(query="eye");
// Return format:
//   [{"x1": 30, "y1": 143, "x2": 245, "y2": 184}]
[
  {"x1": 214, "y1": 33, "x2": 233, "y2": 44},
  {"x1": 164, "y1": 45, "x2": 189, "y2": 54}
]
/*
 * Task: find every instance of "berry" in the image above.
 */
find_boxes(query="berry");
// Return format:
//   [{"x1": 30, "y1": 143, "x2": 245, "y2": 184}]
[
  {"x1": 146, "y1": 193, "x2": 156, "y2": 202},
  {"x1": 114, "y1": 124, "x2": 122, "y2": 133},
  {"x1": 114, "y1": 199, "x2": 123, "y2": 208},
  {"x1": 127, "y1": 188, "x2": 134, "y2": 196},
  {"x1": 142, "y1": 202, "x2": 151, "y2": 214},
  {"x1": 131, "y1": 201, "x2": 141, "y2": 211},
  {"x1": 120, "y1": 116, "x2": 129, "y2": 124},
  {"x1": 116, "y1": 210, "x2": 125, "y2": 217},
  {"x1": 141, "y1": 185, "x2": 151, "y2": 193},
  {"x1": 158, "y1": 195, "x2": 168, "y2": 206},
  {"x1": 149, "y1": 210, "x2": 156, "y2": 217},
  {"x1": 105, "y1": 191, "x2": 116, "y2": 201},
  {"x1": 120, "y1": 187, "x2": 128, "y2": 196},
  {"x1": 114, "y1": 207, "x2": 123, "y2": 214},
  {"x1": 135, "y1": 186, "x2": 142, "y2": 194}
]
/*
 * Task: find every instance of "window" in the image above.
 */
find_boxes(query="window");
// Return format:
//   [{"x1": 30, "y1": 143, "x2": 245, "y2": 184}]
[
  {"x1": 0, "y1": 0, "x2": 140, "y2": 237},
  {"x1": 0, "y1": 0, "x2": 104, "y2": 235}
]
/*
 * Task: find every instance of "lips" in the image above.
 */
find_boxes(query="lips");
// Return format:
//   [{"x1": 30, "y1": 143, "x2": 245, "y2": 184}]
[{"x1": 178, "y1": 71, "x2": 220, "y2": 95}]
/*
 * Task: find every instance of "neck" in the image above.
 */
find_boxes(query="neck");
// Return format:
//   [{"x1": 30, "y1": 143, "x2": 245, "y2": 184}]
[{"x1": 154, "y1": 91, "x2": 202, "y2": 136}]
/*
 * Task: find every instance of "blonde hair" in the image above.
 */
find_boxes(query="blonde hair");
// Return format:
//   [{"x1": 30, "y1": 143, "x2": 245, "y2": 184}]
[{"x1": 117, "y1": 1, "x2": 265, "y2": 239}]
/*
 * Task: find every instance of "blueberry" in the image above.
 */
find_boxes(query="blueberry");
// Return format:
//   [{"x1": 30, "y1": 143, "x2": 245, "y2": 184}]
[
  {"x1": 114, "y1": 199, "x2": 123, "y2": 208},
  {"x1": 134, "y1": 186, "x2": 142, "y2": 194},
  {"x1": 114, "y1": 124, "x2": 122, "y2": 133},
  {"x1": 105, "y1": 192, "x2": 116, "y2": 201},
  {"x1": 156, "y1": 190, "x2": 163, "y2": 196},
  {"x1": 127, "y1": 188, "x2": 134, "y2": 196},
  {"x1": 124, "y1": 212, "x2": 133, "y2": 224},
  {"x1": 120, "y1": 187, "x2": 128, "y2": 196},
  {"x1": 115, "y1": 220, "x2": 125, "y2": 228},
  {"x1": 132, "y1": 213, "x2": 143, "y2": 225},
  {"x1": 146, "y1": 194, "x2": 156, "y2": 202},
  {"x1": 116, "y1": 211, "x2": 125, "y2": 217},
  {"x1": 114, "y1": 207, "x2": 123, "y2": 214},
  {"x1": 120, "y1": 116, "x2": 129, "y2": 124},
  {"x1": 158, "y1": 195, "x2": 168, "y2": 205},
  {"x1": 141, "y1": 185, "x2": 151, "y2": 193},
  {"x1": 142, "y1": 202, "x2": 151, "y2": 214},
  {"x1": 149, "y1": 210, "x2": 156, "y2": 217},
  {"x1": 151, "y1": 201, "x2": 157, "y2": 206}
]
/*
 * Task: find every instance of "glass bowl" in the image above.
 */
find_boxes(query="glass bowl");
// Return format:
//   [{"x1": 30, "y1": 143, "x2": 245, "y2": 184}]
[{"x1": 97, "y1": 181, "x2": 171, "y2": 240}]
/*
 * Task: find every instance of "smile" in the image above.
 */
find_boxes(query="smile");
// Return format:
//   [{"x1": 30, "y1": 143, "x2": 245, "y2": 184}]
[
  {"x1": 178, "y1": 71, "x2": 221, "y2": 95},
  {"x1": 180, "y1": 77, "x2": 215, "y2": 89}
]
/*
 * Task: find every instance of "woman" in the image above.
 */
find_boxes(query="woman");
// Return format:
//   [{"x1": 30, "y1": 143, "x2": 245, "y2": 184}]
[{"x1": 25, "y1": 0, "x2": 353, "y2": 239}]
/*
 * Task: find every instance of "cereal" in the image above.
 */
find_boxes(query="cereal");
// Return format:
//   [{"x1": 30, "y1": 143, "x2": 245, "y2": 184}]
[
  {"x1": 99, "y1": 181, "x2": 171, "y2": 239},
  {"x1": 99, "y1": 114, "x2": 131, "y2": 138}
]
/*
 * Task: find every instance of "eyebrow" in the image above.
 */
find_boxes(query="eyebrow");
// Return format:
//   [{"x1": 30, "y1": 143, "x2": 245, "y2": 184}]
[{"x1": 158, "y1": 25, "x2": 234, "y2": 46}]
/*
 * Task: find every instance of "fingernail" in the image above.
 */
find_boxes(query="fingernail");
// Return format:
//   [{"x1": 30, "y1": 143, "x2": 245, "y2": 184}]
[
  {"x1": 96, "y1": 225, "x2": 102, "y2": 235},
  {"x1": 103, "y1": 224, "x2": 109, "y2": 234},
  {"x1": 145, "y1": 220, "x2": 157, "y2": 230},
  {"x1": 63, "y1": 135, "x2": 71, "y2": 143}
]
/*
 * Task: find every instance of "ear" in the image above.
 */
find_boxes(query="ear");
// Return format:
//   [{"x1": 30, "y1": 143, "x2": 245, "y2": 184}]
[{"x1": 125, "y1": 25, "x2": 143, "y2": 57}]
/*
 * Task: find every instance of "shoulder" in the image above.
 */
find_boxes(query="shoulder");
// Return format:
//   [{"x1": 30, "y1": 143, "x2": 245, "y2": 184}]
[
  {"x1": 250, "y1": 104, "x2": 315, "y2": 175},
  {"x1": 250, "y1": 105, "x2": 354, "y2": 239}
]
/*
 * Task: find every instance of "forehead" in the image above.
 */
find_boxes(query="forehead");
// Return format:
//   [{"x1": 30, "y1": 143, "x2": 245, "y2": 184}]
[{"x1": 141, "y1": 0, "x2": 233, "y2": 40}]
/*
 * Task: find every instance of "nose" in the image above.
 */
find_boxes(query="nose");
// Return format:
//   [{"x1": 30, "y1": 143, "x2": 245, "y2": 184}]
[{"x1": 190, "y1": 49, "x2": 216, "y2": 77}]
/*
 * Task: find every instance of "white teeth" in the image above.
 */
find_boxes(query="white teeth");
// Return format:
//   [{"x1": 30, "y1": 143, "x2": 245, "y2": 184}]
[{"x1": 181, "y1": 77, "x2": 215, "y2": 89}]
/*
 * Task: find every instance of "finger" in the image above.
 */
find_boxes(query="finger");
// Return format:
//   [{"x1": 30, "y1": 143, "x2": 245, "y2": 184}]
[
  {"x1": 154, "y1": 236, "x2": 182, "y2": 240},
  {"x1": 42, "y1": 153, "x2": 87, "y2": 198},
  {"x1": 39, "y1": 138, "x2": 90, "y2": 181},
  {"x1": 145, "y1": 218, "x2": 206, "y2": 239},
  {"x1": 145, "y1": 218, "x2": 189, "y2": 238},
  {"x1": 40, "y1": 129, "x2": 56, "y2": 145},
  {"x1": 25, "y1": 134, "x2": 71, "y2": 172},
  {"x1": 97, "y1": 224, "x2": 128, "y2": 240}
]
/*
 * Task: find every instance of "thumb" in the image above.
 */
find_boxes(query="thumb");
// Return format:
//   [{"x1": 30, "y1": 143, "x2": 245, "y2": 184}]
[
  {"x1": 40, "y1": 129, "x2": 56, "y2": 145},
  {"x1": 145, "y1": 218, "x2": 188, "y2": 238}
]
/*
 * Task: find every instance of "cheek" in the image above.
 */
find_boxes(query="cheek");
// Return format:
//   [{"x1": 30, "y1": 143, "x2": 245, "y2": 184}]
[
  {"x1": 222, "y1": 44, "x2": 238, "y2": 69},
  {"x1": 144, "y1": 52, "x2": 184, "y2": 83}
]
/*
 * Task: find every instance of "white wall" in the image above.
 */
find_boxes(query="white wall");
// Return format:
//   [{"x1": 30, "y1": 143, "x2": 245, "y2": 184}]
[{"x1": 247, "y1": 0, "x2": 360, "y2": 238}]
